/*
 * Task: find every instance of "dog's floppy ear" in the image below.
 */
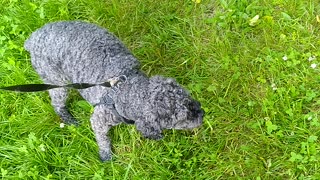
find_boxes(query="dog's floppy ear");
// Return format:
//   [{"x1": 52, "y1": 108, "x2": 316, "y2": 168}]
[{"x1": 135, "y1": 113, "x2": 163, "y2": 140}]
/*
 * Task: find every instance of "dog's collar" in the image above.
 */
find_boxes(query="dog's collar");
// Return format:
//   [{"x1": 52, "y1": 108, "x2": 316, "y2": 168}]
[
  {"x1": 94, "y1": 72, "x2": 138, "y2": 125},
  {"x1": 95, "y1": 94, "x2": 135, "y2": 124},
  {"x1": 94, "y1": 74, "x2": 128, "y2": 106}
]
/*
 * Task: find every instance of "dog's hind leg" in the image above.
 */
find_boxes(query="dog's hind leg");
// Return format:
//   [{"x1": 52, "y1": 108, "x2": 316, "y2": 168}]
[{"x1": 48, "y1": 88, "x2": 78, "y2": 125}]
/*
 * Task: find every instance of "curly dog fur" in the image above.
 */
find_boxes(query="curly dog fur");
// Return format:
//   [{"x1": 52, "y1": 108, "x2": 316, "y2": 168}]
[{"x1": 24, "y1": 21, "x2": 204, "y2": 161}]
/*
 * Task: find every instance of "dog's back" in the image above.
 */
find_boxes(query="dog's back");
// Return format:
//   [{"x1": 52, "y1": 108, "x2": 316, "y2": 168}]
[{"x1": 25, "y1": 21, "x2": 140, "y2": 84}]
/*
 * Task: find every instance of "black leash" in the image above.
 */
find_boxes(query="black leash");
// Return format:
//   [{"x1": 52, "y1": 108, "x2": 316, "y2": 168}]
[
  {"x1": 0, "y1": 76, "x2": 126, "y2": 92},
  {"x1": 0, "y1": 82, "x2": 112, "y2": 92},
  {"x1": 1, "y1": 75, "x2": 135, "y2": 124}
]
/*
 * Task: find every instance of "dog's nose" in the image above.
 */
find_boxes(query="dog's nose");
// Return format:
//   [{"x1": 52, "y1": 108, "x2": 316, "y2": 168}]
[
  {"x1": 199, "y1": 108, "x2": 206, "y2": 118},
  {"x1": 194, "y1": 108, "x2": 204, "y2": 125},
  {"x1": 193, "y1": 108, "x2": 204, "y2": 125}
]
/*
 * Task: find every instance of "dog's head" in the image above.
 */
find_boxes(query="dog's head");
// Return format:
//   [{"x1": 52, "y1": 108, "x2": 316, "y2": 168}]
[
  {"x1": 135, "y1": 76, "x2": 203, "y2": 140},
  {"x1": 149, "y1": 76, "x2": 203, "y2": 129}
]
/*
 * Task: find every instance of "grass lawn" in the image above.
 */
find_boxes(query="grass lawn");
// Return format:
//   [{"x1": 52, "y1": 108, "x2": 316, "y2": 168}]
[{"x1": 1, "y1": 0, "x2": 320, "y2": 179}]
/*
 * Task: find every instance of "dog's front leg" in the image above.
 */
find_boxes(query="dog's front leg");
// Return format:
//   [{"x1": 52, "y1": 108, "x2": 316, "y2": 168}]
[
  {"x1": 90, "y1": 105, "x2": 120, "y2": 161},
  {"x1": 136, "y1": 117, "x2": 163, "y2": 140}
]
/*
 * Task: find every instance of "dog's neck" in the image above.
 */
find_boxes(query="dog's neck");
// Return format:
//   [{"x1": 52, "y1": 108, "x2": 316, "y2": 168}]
[{"x1": 106, "y1": 70, "x2": 152, "y2": 121}]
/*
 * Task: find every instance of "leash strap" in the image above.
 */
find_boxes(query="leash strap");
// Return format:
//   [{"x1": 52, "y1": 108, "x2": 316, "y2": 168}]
[
  {"x1": 0, "y1": 82, "x2": 111, "y2": 92},
  {"x1": 0, "y1": 75, "x2": 127, "y2": 92}
]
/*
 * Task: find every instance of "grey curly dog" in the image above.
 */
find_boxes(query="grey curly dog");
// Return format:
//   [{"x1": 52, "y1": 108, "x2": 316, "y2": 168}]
[{"x1": 24, "y1": 21, "x2": 204, "y2": 161}]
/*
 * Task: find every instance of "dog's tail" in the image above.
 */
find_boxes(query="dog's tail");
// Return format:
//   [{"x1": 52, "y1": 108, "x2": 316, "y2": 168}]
[
  {"x1": 24, "y1": 22, "x2": 55, "y2": 53},
  {"x1": 24, "y1": 30, "x2": 39, "y2": 53}
]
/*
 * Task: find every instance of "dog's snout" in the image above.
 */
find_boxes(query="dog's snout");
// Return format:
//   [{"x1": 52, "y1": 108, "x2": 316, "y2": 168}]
[
  {"x1": 198, "y1": 108, "x2": 204, "y2": 122},
  {"x1": 201, "y1": 108, "x2": 205, "y2": 116}
]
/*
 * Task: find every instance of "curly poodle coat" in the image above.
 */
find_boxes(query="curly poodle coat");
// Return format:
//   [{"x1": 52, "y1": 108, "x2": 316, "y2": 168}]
[{"x1": 24, "y1": 21, "x2": 204, "y2": 161}]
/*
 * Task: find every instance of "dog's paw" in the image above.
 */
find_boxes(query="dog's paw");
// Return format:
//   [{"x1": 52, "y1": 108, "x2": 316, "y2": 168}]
[
  {"x1": 99, "y1": 151, "x2": 112, "y2": 162},
  {"x1": 144, "y1": 133, "x2": 163, "y2": 140},
  {"x1": 62, "y1": 117, "x2": 79, "y2": 126}
]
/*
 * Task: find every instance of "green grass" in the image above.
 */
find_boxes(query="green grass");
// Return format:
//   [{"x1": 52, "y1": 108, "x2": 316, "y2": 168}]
[{"x1": 1, "y1": 0, "x2": 320, "y2": 179}]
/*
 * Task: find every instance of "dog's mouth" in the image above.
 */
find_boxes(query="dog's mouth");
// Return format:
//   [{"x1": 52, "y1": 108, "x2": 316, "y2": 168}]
[{"x1": 173, "y1": 112, "x2": 203, "y2": 130}]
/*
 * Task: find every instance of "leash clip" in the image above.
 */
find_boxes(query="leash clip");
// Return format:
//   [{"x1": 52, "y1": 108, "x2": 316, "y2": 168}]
[
  {"x1": 108, "y1": 75, "x2": 127, "y2": 87},
  {"x1": 109, "y1": 75, "x2": 127, "y2": 93}
]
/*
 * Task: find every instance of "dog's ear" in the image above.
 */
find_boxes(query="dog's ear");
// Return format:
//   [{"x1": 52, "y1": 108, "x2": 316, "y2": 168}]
[{"x1": 135, "y1": 113, "x2": 163, "y2": 140}]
